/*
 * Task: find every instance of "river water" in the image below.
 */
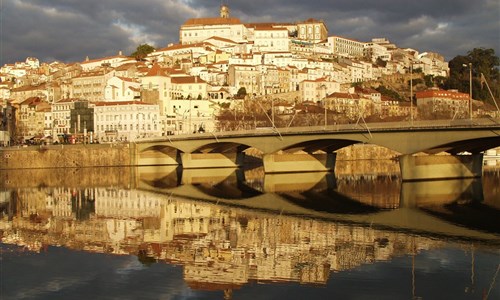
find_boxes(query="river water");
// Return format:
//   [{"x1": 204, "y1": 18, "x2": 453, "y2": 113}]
[{"x1": 1, "y1": 162, "x2": 499, "y2": 300}]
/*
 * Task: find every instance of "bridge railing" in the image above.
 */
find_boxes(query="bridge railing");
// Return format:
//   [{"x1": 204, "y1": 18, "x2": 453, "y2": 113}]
[
  {"x1": 140, "y1": 117, "x2": 500, "y2": 141},
  {"x1": 214, "y1": 117, "x2": 500, "y2": 137}
]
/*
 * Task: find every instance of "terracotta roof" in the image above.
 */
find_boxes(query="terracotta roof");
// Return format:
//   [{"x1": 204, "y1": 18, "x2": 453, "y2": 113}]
[
  {"x1": 204, "y1": 36, "x2": 237, "y2": 44},
  {"x1": 15, "y1": 83, "x2": 49, "y2": 92},
  {"x1": 117, "y1": 76, "x2": 138, "y2": 83},
  {"x1": 183, "y1": 17, "x2": 242, "y2": 26},
  {"x1": 416, "y1": 89, "x2": 469, "y2": 100},
  {"x1": 156, "y1": 42, "x2": 214, "y2": 52},
  {"x1": 254, "y1": 26, "x2": 288, "y2": 31},
  {"x1": 326, "y1": 92, "x2": 360, "y2": 99},
  {"x1": 299, "y1": 18, "x2": 325, "y2": 24},
  {"x1": 245, "y1": 22, "x2": 294, "y2": 29},
  {"x1": 94, "y1": 101, "x2": 155, "y2": 106},
  {"x1": 171, "y1": 76, "x2": 206, "y2": 84},
  {"x1": 81, "y1": 54, "x2": 128, "y2": 64},
  {"x1": 20, "y1": 96, "x2": 43, "y2": 106},
  {"x1": 145, "y1": 64, "x2": 169, "y2": 77},
  {"x1": 74, "y1": 70, "x2": 109, "y2": 78},
  {"x1": 55, "y1": 98, "x2": 81, "y2": 103}
]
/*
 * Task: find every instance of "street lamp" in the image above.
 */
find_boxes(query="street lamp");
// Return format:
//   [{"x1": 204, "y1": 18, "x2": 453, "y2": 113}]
[
  {"x1": 410, "y1": 53, "x2": 427, "y2": 124},
  {"x1": 463, "y1": 63, "x2": 473, "y2": 120},
  {"x1": 410, "y1": 64, "x2": 413, "y2": 124}
]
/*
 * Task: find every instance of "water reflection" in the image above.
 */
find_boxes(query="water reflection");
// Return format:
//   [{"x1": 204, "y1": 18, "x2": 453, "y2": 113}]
[{"x1": 1, "y1": 166, "x2": 499, "y2": 296}]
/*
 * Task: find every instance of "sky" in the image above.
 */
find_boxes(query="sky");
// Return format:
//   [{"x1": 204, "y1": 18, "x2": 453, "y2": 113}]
[{"x1": 1, "y1": 0, "x2": 499, "y2": 66}]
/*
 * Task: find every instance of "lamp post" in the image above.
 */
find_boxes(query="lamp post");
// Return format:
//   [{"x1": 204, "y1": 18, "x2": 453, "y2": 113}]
[
  {"x1": 410, "y1": 64, "x2": 413, "y2": 124},
  {"x1": 410, "y1": 53, "x2": 427, "y2": 124},
  {"x1": 463, "y1": 63, "x2": 473, "y2": 120},
  {"x1": 468, "y1": 63, "x2": 472, "y2": 120}
]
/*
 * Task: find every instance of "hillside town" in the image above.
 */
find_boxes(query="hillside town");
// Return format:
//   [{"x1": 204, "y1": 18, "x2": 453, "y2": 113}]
[{"x1": 0, "y1": 5, "x2": 496, "y2": 146}]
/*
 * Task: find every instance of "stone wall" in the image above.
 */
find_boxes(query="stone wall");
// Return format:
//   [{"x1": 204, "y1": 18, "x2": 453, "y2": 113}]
[
  {"x1": 0, "y1": 143, "x2": 398, "y2": 175},
  {"x1": 0, "y1": 167, "x2": 133, "y2": 189},
  {"x1": 0, "y1": 143, "x2": 134, "y2": 170}
]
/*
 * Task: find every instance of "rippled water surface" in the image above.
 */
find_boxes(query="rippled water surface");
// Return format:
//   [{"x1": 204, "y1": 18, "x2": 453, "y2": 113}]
[{"x1": 1, "y1": 165, "x2": 499, "y2": 299}]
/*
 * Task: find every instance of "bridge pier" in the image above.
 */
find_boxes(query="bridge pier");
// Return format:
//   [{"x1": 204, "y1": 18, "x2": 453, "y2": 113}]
[
  {"x1": 136, "y1": 147, "x2": 179, "y2": 166},
  {"x1": 399, "y1": 154, "x2": 484, "y2": 181},
  {"x1": 181, "y1": 152, "x2": 245, "y2": 169},
  {"x1": 263, "y1": 152, "x2": 336, "y2": 173}
]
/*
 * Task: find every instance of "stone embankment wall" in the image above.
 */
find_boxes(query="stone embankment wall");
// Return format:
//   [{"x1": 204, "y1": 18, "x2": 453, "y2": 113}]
[
  {"x1": 335, "y1": 144, "x2": 400, "y2": 176},
  {"x1": 0, "y1": 143, "x2": 134, "y2": 170},
  {"x1": 0, "y1": 167, "x2": 133, "y2": 189},
  {"x1": 0, "y1": 143, "x2": 399, "y2": 176}
]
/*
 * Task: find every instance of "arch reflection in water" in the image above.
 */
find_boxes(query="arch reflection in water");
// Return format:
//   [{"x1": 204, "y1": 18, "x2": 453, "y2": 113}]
[{"x1": 0, "y1": 167, "x2": 499, "y2": 295}]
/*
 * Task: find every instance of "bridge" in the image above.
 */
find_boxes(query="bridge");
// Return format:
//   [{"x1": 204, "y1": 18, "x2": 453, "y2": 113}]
[{"x1": 134, "y1": 118, "x2": 500, "y2": 181}]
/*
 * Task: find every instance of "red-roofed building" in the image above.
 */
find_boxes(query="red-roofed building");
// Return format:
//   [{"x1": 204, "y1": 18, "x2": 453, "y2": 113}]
[
  {"x1": 71, "y1": 69, "x2": 115, "y2": 102},
  {"x1": 180, "y1": 5, "x2": 247, "y2": 45},
  {"x1": 10, "y1": 83, "x2": 49, "y2": 105},
  {"x1": 416, "y1": 88, "x2": 470, "y2": 118},
  {"x1": 300, "y1": 77, "x2": 340, "y2": 101},
  {"x1": 170, "y1": 76, "x2": 208, "y2": 100},
  {"x1": 18, "y1": 97, "x2": 48, "y2": 138},
  {"x1": 324, "y1": 92, "x2": 362, "y2": 118},
  {"x1": 80, "y1": 52, "x2": 131, "y2": 71}
]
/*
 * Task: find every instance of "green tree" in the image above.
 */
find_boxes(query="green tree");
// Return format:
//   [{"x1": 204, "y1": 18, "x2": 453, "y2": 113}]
[
  {"x1": 130, "y1": 44, "x2": 156, "y2": 61},
  {"x1": 375, "y1": 85, "x2": 404, "y2": 101},
  {"x1": 236, "y1": 87, "x2": 247, "y2": 98},
  {"x1": 442, "y1": 48, "x2": 500, "y2": 105},
  {"x1": 424, "y1": 74, "x2": 434, "y2": 87}
]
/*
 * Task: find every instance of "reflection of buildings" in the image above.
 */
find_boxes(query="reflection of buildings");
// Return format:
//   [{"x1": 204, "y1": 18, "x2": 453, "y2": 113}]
[{"x1": 1, "y1": 186, "x2": 447, "y2": 290}]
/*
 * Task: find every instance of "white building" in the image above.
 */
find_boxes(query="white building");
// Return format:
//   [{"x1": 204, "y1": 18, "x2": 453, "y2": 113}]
[
  {"x1": 93, "y1": 101, "x2": 161, "y2": 142},
  {"x1": 52, "y1": 98, "x2": 78, "y2": 135},
  {"x1": 80, "y1": 52, "x2": 131, "y2": 71},
  {"x1": 296, "y1": 19, "x2": 328, "y2": 43},
  {"x1": 253, "y1": 27, "x2": 290, "y2": 52},
  {"x1": 327, "y1": 36, "x2": 365, "y2": 58},
  {"x1": 179, "y1": 5, "x2": 247, "y2": 45},
  {"x1": 165, "y1": 99, "x2": 217, "y2": 135},
  {"x1": 104, "y1": 76, "x2": 140, "y2": 102},
  {"x1": 300, "y1": 77, "x2": 341, "y2": 101}
]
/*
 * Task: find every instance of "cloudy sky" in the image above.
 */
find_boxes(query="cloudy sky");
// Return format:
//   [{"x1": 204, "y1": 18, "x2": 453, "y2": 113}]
[{"x1": 1, "y1": 0, "x2": 499, "y2": 65}]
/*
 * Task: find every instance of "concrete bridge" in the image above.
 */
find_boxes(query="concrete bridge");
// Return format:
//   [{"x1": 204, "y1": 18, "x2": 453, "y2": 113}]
[{"x1": 134, "y1": 118, "x2": 500, "y2": 181}]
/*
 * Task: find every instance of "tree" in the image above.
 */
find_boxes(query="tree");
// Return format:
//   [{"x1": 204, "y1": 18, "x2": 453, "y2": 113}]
[
  {"x1": 130, "y1": 44, "x2": 155, "y2": 61},
  {"x1": 236, "y1": 87, "x2": 247, "y2": 98},
  {"x1": 375, "y1": 85, "x2": 404, "y2": 101},
  {"x1": 424, "y1": 75, "x2": 434, "y2": 87},
  {"x1": 442, "y1": 48, "x2": 500, "y2": 105}
]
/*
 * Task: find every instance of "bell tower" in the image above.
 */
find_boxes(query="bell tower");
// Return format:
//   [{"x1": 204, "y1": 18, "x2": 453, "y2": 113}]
[{"x1": 220, "y1": 4, "x2": 230, "y2": 18}]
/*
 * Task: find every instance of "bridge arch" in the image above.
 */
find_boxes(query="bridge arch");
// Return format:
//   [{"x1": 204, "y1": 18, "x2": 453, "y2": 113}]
[
  {"x1": 136, "y1": 120, "x2": 500, "y2": 178},
  {"x1": 423, "y1": 136, "x2": 500, "y2": 155}
]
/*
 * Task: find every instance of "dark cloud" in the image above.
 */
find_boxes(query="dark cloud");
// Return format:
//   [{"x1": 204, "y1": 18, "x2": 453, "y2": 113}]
[{"x1": 1, "y1": 0, "x2": 498, "y2": 65}]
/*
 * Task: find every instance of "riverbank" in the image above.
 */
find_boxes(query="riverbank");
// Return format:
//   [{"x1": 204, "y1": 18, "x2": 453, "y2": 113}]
[
  {"x1": 0, "y1": 143, "x2": 134, "y2": 169},
  {"x1": 0, "y1": 143, "x2": 398, "y2": 170}
]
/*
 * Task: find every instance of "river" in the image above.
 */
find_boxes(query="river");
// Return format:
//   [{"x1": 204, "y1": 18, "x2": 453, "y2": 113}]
[{"x1": 1, "y1": 162, "x2": 499, "y2": 299}]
